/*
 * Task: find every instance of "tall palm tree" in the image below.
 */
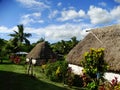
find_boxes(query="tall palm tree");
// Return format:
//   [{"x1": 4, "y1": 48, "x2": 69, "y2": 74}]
[
  {"x1": 9, "y1": 24, "x2": 32, "y2": 45},
  {"x1": 9, "y1": 24, "x2": 32, "y2": 52}
]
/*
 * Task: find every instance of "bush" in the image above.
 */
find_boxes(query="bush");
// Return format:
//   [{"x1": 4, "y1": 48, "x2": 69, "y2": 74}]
[
  {"x1": 81, "y1": 48, "x2": 108, "y2": 89},
  {"x1": 72, "y1": 75, "x2": 84, "y2": 87},
  {"x1": 64, "y1": 67, "x2": 84, "y2": 87},
  {"x1": 45, "y1": 61, "x2": 68, "y2": 82}
]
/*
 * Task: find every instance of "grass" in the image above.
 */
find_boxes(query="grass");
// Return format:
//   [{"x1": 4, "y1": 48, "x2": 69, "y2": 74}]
[
  {"x1": 0, "y1": 60, "x2": 67, "y2": 90},
  {"x1": 0, "y1": 71, "x2": 70, "y2": 90},
  {"x1": 0, "y1": 60, "x2": 86, "y2": 90}
]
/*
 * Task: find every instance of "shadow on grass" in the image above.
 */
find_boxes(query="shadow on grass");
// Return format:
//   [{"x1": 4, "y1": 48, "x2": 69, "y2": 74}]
[{"x1": 0, "y1": 71, "x2": 67, "y2": 90}]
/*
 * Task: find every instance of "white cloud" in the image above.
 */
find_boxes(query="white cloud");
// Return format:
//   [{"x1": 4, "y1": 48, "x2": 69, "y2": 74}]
[
  {"x1": 58, "y1": 9, "x2": 86, "y2": 21},
  {"x1": 27, "y1": 23, "x2": 93, "y2": 43},
  {"x1": 48, "y1": 10, "x2": 59, "y2": 19},
  {"x1": 87, "y1": 5, "x2": 112, "y2": 24},
  {"x1": 20, "y1": 12, "x2": 44, "y2": 25},
  {"x1": 110, "y1": 6, "x2": 120, "y2": 23},
  {"x1": 0, "y1": 26, "x2": 18, "y2": 40},
  {"x1": 38, "y1": 20, "x2": 44, "y2": 23},
  {"x1": 32, "y1": 12, "x2": 41, "y2": 17},
  {"x1": 57, "y1": 2, "x2": 62, "y2": 6},
  {"x1": 0, "y1": 26, "x2": 17, "y2": 33},
  {"x1": 98, "y1": 2, "x2": 107, "y2": 7},
  {"x1": 73, "y1": 19, "x2": 83, "y2": 22},
  {"x1": 16, "y1": 0, "x2": 49, "y2": 9},
  {"x1": 78, "y1": 10, "x2": 86, "y2": 17},
  {"x1": 115, "y1": 0, "x2": 120, "y2": 3},
  {"x1": 111, "y1": 6, "x2": 120, "y2": 19},
  {"x1": 87, "y1": 5, "x2": 120, "y2": 24},
  {"x1": 0, "y1": 23, "x2": 93, "y2": 43}
]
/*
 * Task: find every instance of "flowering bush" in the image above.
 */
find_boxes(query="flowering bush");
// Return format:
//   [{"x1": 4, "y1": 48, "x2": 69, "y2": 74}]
[
  {"x1": 99, "y1": 77, "x2": 120, "y2": 90},
  {"x1": 10, "y1": 55, "x2": 21, "y2": 64},
  {"x1": 110, "y1": 77, "x2": 120, "y2": 90},
  {"x1": 45, "y1": 61, "x2": 68, "y2": 82},
  {"x1": 111, "y1": 77, "x2": 118, "y2": 86},
  {"x1": 81, "y1": 48, "x2": 108, "y2": 89}
]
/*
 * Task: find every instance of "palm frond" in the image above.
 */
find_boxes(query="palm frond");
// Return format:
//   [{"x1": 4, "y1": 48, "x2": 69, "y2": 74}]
[
  {"x1": 24, "y1": 38, "x2": 30, "y2": 45},
  {"x1": 24, "y1": 33, "x2": 32, "y2": 38}
]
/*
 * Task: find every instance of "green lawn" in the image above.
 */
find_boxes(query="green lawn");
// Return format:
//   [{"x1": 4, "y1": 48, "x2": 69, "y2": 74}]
[
  {"x1": 0, "y1": 60, "x2": 67, "y2": 90},
  {"x1": 0, "y1": 60, "x2": 85, "y2": 90}
]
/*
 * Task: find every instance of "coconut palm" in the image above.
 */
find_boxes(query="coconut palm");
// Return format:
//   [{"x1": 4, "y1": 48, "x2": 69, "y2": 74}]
[
  {"x1": 9, "y1": 24, "x2": 31, "y2": 45},
  {"x1": 9, "y1": 24, "x2": 32, "y2": 52}
]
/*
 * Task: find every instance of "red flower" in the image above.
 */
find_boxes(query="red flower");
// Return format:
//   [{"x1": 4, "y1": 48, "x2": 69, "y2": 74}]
[{"x1": 111, "y1": 77, "x2": 118, "y2": 86}]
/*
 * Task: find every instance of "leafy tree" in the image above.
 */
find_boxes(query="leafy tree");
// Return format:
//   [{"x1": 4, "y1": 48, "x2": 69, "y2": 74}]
[
  {"x1": 31, "y1": 37, "x2": 45, "y2": 48},
  {"x1": 0, "y1": 38, "x2": 8, "y2": 60},
  {"x1": 36, "y1": 37, "x2": 45, "y2": 44},
  {"x1": 71, "y1": 36, "x2": 79, "y2": 47},
  {"x1": 0, "y1": 38, "x2": 6, "y2": 53},
  {"x1": 0, "y1": 38, "x2": 6, "y2": 46}
]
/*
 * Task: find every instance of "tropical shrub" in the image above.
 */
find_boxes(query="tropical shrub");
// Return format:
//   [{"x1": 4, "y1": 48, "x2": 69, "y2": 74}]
[
  {"x1": 64, "y1": 67, "x2": 74, "y2": 87},
  {"x1": 87, "y1": 81, "x2": 98, "y2": 90},
  {"x1": 64, "y1": 67, "x2": 84, "y2": 87},
  {"x1": 81, "y1": 48, "x2": 108, "y2": 90},
  {"x1": 45, "y1": 61, "x2": 68, "y2": 82},
  {"x1": 72, "y1": 74, "x2": 84, "y2": 87},
  {"x1": 103, "y1": 77, "x2": 120, "y2": 90}
]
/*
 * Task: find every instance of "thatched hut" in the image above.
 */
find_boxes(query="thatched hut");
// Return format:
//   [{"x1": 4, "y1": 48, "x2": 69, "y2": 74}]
[
  {"x1": 67, "y1": 24, "x2": 120, "y2": 72},
  {"x1": 26, "y1": 42, "x2": 56, "y2": 65}
]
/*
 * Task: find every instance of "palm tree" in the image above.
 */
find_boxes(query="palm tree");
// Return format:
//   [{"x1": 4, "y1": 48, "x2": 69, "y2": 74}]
[{"x1": 9, "y1": 24, "x2": 32, "y2": 52}]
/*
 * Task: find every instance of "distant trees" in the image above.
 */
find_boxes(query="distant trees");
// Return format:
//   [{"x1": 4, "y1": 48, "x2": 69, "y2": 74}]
[
  {"x1": 0, "y1": 38, "x2": 7, "y2": 58},
  {"x1": 71, "y1": 36, "x2": 79, "y2": 47},
  {"x1": 51, "y1": 36, "x2": 79, "y2": 56}
]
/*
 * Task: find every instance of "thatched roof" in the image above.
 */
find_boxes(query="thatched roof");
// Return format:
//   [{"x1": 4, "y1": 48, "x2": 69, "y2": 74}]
[
  {"x1": 66, "y1": 24, "x2": 120, "y2": 72},
  {"x1": 26, "y1": 42, "x2": 56, "y2": 64}
]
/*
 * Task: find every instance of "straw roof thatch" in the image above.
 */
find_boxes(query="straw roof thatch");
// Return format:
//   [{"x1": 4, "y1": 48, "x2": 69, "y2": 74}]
[
  {"x1": 66, "y1": 24, "x2": 120, "y2": 72},
  {"x1": 26, "y1": 42, "x2": 56, "y2": 65}
]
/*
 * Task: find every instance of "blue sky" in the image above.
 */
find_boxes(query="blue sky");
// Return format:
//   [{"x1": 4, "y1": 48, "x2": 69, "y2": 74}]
[{"x1": 0, "y1": 0, "x2": 120, "y2": 43}]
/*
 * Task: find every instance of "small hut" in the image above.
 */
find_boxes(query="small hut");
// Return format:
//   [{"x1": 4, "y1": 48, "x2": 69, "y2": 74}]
[
  {"x1": 67, "y1": 24, "x2": 120, "y2": 72},
  {"x1": 26, "y1": 41, "x2": 56, "y2": 65}
]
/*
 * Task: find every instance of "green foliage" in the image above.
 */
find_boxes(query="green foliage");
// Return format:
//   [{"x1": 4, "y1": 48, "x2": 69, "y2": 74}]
[
  {"x1": 72, "y1": 75, "x2": 84, "y2": 87},
  {"x1": 82, "y1": 48, "x2": 108, "y2": 78},
  {"x1": 51, "y1": 36, "x2": 79, "y2": 56},
  {"x1": 87, "y1": 81, "x2": 98, "y2": 90},
  {"x1": 114, "y1": 83, "x2": 120, "y2": 90},
  {"x1": 65, "y1": 68, "x2": 84, "y2": 87},
  {"x1": 0, "y1": 61, "x2": 67, "y2": 90},
  {"x1": 0, "y1": 39, "x2": 11, "y2": 58},
  {"x1": 45, "y1": 61, "x2": 68, "y2": 82},
  {"x1": 9, "y1": 24, "x2": 32, "y2": 53},
  {"x1": 81, "y1": 48, "x2": 108, "y2": 89}
]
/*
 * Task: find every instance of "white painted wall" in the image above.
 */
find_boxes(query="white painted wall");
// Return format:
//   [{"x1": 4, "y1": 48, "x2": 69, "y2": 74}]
[
  {"x1": 68, "y1": 64, "x2": 120, "y2": 82},
  {"x1": 68, "y1": 64, "x2": 83, "y2": 75}
]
